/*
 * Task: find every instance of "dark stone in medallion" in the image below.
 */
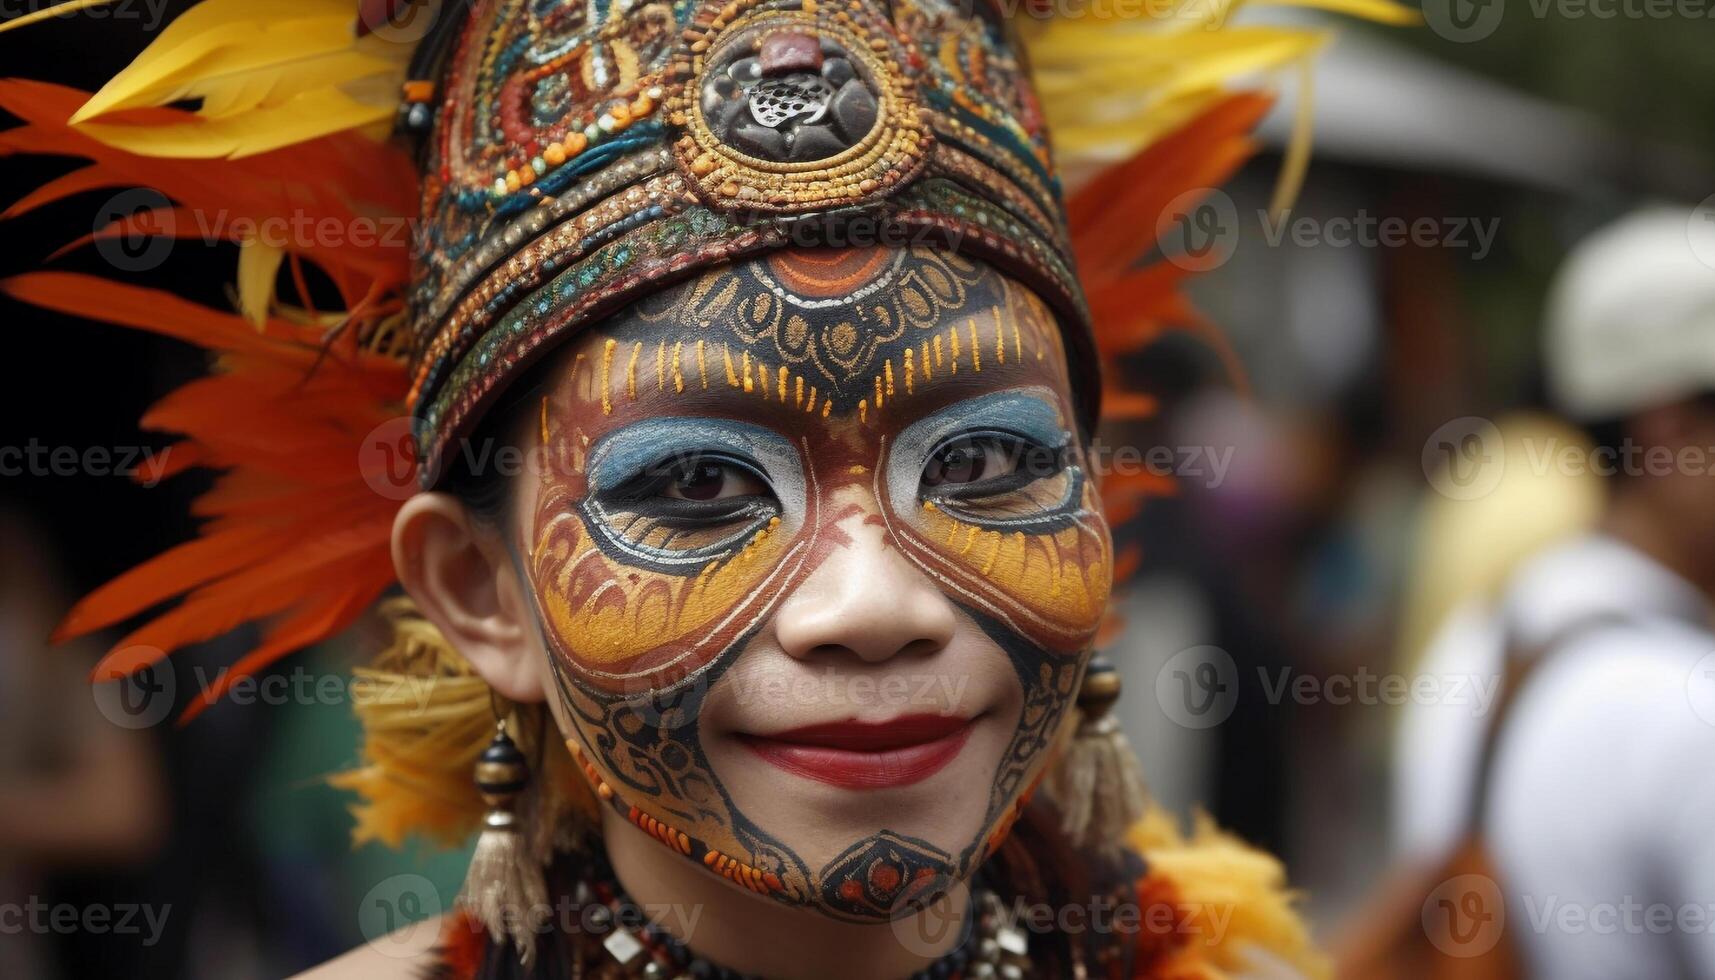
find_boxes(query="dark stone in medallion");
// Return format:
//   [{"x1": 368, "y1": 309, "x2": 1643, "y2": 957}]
[
  {"x1": 830, "y1": 77, "x2": 879, "y2": 143},
  {"x1": 699, "y1": 34, "x2": 880, "y2": 165},
  {"x1": 788, "y1": 124, "x2": 845, "y2": 162}
]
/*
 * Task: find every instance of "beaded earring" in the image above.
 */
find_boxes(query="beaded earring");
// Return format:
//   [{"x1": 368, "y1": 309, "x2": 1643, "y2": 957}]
[{"x1": 460, "y1": 713, "x2": 551, "y2": 965}]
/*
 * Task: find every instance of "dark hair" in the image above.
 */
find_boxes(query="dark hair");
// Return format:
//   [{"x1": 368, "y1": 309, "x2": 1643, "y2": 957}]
[
  {"x1": 437, "y1": 355, "x2": 561, "y2": 527},
  {"x1": 1580, "y1": 414, "x2": 1630, "y2": 480},
  {"x1": 1578, "y1": 390, "x2": 1715, "y2": 484}
]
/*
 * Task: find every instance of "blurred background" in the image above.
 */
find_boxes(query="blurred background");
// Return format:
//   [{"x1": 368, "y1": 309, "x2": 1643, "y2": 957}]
[{"x1": 0, "y1": 1, "x2": 1711, "y2": 976}]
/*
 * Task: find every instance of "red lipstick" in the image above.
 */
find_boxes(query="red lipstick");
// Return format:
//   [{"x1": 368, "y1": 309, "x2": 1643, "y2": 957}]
[{"x1": 739, "y1": 715, "x2": 973, "y2": 790}]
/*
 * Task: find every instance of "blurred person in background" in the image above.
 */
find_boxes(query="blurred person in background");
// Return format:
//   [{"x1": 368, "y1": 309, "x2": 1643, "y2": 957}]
[
  {"x1": 0, "y1": 510, "x2": 167, "y2": 978},
  {"x1": 1392, "y1": 207, "x2": 1715, "y2": 979}
]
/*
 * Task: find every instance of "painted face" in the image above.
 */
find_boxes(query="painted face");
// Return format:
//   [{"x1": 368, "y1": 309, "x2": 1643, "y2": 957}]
[{"x1": 515, "y1": 246, "x2": 1112, "y2": 921}]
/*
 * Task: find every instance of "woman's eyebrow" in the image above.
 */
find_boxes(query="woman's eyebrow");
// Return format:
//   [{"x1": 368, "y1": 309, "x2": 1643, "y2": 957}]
[{"x1": 583, "y1": 415, "x2": 801, "y2": 491}]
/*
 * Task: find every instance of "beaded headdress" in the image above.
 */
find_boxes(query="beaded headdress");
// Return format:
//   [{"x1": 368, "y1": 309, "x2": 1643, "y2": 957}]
[{"x1": 407, "y1": 0, "x2": 1102, "y2": 484}]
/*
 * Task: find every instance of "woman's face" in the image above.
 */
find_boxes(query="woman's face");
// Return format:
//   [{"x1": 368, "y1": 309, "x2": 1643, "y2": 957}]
[{"x1": 507, "y1": 246, "x2": 1112, "y2": 921}]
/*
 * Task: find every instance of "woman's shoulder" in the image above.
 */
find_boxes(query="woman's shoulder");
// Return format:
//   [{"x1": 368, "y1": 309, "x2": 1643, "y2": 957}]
[{"x1": 290, "y1": 913, "x2": 450, "y2": 980}]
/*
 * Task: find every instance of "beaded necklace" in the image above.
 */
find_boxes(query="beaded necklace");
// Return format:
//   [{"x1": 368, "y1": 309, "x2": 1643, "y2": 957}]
[{"x1": 577, "y1": 867, "x2": 1035, "y2": 980}]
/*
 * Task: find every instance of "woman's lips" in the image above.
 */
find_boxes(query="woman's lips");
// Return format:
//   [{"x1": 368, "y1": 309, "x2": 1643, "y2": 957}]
[{"x1": 738, "y1": 714, "x2": 974, "y2": 790}]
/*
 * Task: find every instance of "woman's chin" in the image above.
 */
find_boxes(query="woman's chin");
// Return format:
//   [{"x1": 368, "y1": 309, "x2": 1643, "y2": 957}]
[{"x1": 705, "y1": 712, "x2": 1015, "y2": 865}]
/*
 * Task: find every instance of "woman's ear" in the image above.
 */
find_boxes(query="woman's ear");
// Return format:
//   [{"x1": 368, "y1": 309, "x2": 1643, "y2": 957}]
[{"x1": 391, "y1": 491, "x2": 546, "y2": 703}]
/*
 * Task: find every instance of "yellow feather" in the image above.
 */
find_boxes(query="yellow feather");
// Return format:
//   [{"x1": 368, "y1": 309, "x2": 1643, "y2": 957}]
[
  {"x1": 1022, "y1": 0, "x2": 1415, "y2": 200},
  {"x1": 75, "y1": 88, "x2": 395, "y2": 159},
  {"x1": 1130, "y1": 806, "x2": 1332, "y2": 979},
  {"x1": 0, "y1": 0, "x2": 120, "y2": 35},
  {"x1": 236, "y1": 238, "x2": 285, "y2": 328},
  {"x1": 1270, "y1": 57, "x2": 1318, "y2": 219},
  {"x1": 192, "y1": 51, "x2": 393, "y2": 117},
  {"x1": 67, "y1": 0, "x2": 408, "y2": 158}
]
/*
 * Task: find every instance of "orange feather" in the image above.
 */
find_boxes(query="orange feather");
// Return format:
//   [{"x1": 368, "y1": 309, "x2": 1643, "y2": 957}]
[{"x1": 1067, "y1": 94, "x2": 1273, "y2": 581}]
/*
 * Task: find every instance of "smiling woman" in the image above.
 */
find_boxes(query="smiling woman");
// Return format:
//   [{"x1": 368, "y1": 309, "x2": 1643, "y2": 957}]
[{"x1": 0, "y1": 0, "x2": 1413, "y2": 976}]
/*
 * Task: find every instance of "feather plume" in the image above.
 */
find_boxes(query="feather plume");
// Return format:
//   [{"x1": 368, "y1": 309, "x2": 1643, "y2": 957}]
[
  {"x1": 1060, "y1": 94, "x2": 1271, "y2": 529},
  {"x1": 1025, "y1": 0, "x2": 1417, "y2": 198},
  {"x1": 0, "y1": 269, "x2": 412, "y2": 721},
  {"x1": 0, "y1": 80, "x2": 417, "y2": 302},
  {"x1": 64, "y1": 0, "x2": 412, "y2": 159},
  {"x1": 0, "y1": 75, "x2": 413, "y2": 719}
]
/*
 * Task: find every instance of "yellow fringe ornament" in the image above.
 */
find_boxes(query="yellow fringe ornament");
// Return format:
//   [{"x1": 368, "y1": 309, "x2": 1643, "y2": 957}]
[
  {"x1": 330, "y1": 599, "x2": 598, "y2": 858},
  {"x1": 1131, "y1": 806, "x2": 1331, "y2": 979},
  {"x1": 1044, "y1": 659, "x2": 1151, "y2": 857}
]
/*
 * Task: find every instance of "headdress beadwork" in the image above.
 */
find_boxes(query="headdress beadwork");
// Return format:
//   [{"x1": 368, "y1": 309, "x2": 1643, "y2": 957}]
[{"x1": 406, "y1": 0, "x2": 1095, "y2": 485}]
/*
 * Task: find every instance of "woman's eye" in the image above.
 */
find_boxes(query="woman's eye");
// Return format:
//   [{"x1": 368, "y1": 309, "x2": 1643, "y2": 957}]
[
  {"x1": 923, "y1": 437, "x2": 1017, "y2": 488},
  {"x1": 660, "y1": 459, "x2": 769, "y2": 501}
]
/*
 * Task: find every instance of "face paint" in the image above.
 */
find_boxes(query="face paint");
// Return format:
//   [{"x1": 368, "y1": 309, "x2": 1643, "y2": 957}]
[{"x1": 520, "y1": 246, "x2": 1112, "y2": 921}]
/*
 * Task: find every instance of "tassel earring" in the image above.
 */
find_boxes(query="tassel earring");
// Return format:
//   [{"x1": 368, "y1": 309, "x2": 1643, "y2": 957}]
[
  {"x1": 1046, "y1": 658, "x2": 1151, "y2": 856},
  {"x1": 459, "y1": 715, "x2": 550, "y2": 965}
]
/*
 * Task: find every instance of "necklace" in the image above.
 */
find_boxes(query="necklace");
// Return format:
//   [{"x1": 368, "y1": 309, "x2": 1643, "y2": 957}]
[{"x1": 577, "y1": 870, "x2": 1034, "y2": 980}]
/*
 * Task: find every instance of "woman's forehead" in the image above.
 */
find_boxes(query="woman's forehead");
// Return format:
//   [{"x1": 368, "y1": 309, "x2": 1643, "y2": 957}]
[{"x1": 542, "y1": 245, "x2": 1078, "y2": 432}]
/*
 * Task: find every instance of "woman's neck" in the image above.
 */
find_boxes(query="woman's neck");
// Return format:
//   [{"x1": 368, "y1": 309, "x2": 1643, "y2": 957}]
[{"x1": 601, "y1": 809, "x2": 967, "y2": 980}]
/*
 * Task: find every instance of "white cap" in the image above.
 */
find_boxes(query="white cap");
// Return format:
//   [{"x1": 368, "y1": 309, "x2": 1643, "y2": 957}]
[{"x1": 1545, "y1": 205, "x2": 1715, "y2": 421}]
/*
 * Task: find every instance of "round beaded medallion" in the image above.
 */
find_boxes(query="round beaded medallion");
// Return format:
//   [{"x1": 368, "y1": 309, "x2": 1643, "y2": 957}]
[{"x1": 669, "y1": 4, "x2": 934, "y2": 213}]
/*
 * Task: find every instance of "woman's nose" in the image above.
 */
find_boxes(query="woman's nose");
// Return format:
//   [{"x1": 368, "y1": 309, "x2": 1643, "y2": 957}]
[{"x1": 772, "y1": 514, "x2": 958, "y2": 664}]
